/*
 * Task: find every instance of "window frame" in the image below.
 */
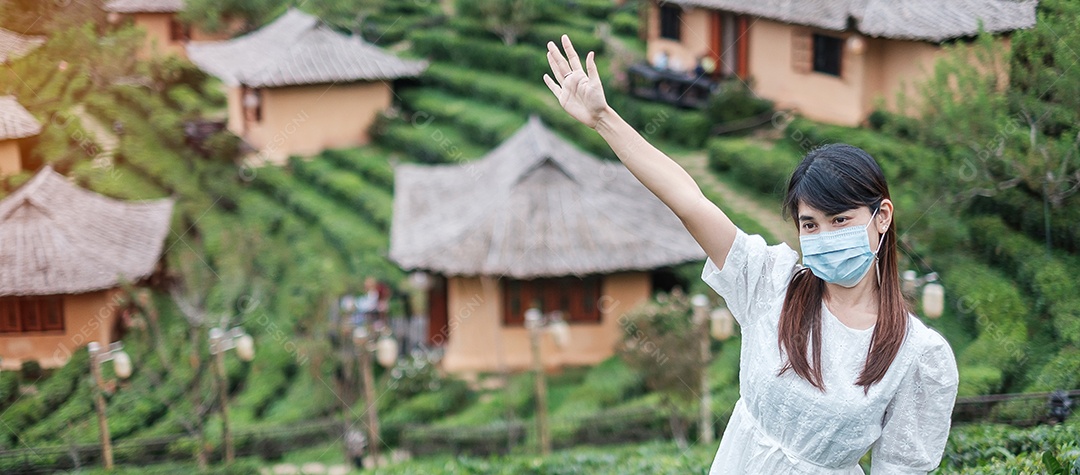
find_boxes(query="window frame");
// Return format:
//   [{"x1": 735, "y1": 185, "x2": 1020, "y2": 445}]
[
  {"x1": 502, "y1": 276, "x2": 603, "y2": 326},
  {"x1": 659, "y1": 3, "x2": 682, "y2": 41},
  {"x1": 0, "y1": 295, "x2": 65, "y2": 334},
  {"x1": 811, "y1": 33, "x2": 844, "y2": 77}
]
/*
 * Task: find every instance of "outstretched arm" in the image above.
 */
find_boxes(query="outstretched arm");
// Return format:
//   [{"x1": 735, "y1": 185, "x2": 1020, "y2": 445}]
[{"x1": 543, "y1": 35, "x2": 739, "y2": 267}]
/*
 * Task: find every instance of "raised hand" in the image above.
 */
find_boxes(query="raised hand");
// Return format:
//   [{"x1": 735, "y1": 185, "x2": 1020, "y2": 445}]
[{"x1": 544, "y1": 35, "x2": 609, "y2": 130}]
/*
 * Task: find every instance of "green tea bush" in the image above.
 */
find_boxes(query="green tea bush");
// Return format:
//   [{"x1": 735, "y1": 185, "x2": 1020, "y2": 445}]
[
  {"x1": 943, "y1": 261, "x2": 1030, "y2": 395},
  {"x1": 399, "y1": 88, "x2": 525, "y2": 147},
  {"x1": 417, "y1": 63, "x2": 614, "y2": 158},
  {"x1": 707, "y1": 137, "x2": 800, "y2": 198},
  {"x1": 320, "y1": 148, "x2": 395, "y2": 190}
]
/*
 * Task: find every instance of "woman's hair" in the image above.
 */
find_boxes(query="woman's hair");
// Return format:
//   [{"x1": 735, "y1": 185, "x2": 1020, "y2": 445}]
[{"x1": 778, "y1": 143, "x2": 908, "y2": 393}]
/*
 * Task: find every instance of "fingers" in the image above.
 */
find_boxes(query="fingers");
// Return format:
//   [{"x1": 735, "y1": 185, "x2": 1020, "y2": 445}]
[
  {"x1": 542, "y1": 74, "x2": 561, "y2": 98},
  {"x1": 585, "y1": 51, "x2": 600, "y2": 85},
  {"x1": 562, "y1": 34, "x2": 584, "y2": 72},
  {"x1": 547, "y1": 41, "x2": 570, "y2": 82}
]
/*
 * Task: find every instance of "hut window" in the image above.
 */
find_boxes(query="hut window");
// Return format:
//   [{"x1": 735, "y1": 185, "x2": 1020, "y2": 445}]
[
  {"x1": 659, "y1": 3, "x2": 681, "y2": 41},
  {"x1": 0, "y1": 296, "x2": 65, "y2": 333},
  {"x1": 811, "y1": 33, "x2": 843, "y2": 77},
  {"x1": 502, "y1": 276, "x2": 602, "y2": 325},
  {"x1": 169, "y1": 17, "x2": 190, "y2": 42}
]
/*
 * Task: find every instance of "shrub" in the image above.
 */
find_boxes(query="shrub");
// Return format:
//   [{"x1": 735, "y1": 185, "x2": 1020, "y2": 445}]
[
  {"x1": 704, "y1": 81, "x2": 774, "y2": 129},
  {"x1": 942, "y1": 261, "x2": 1030, "y2": 395},
  {"x1": 20, "y1": 359, "x2": 43, "y2": 381},
  {"x1": 411, "y1": 30, "x2": 551, "y2": 82},
  {"x1": 707, "y1": 137, "x2": 799, "y2": 198},
  {"x1": 611, "y1": 9, "x2": 640, "y2": 37}
]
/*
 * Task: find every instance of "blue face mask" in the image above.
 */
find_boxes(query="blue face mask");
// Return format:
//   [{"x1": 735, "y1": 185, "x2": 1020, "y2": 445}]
[{"x1": 799, "y1": 209, "x2": 883, "y2": 287}]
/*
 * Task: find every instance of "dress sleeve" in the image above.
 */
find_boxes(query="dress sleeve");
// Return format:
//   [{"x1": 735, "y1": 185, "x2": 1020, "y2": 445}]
[
  {"x1": 870, "y1": 331, "x2": 960, "y2": 474},
  {"x1": 700, "y1": 229, "x2": 800, "y2": 328}
]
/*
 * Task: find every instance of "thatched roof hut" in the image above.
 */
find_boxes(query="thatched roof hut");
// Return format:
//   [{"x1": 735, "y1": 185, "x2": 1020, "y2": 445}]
[
  {"x1": 0, "y1": 27, "x2": 44, "y2": 64},
  {"x1": 0, "y1": 167, "x2": 174, "y2": 297},
  {"x1": 390, "y1": 116, "x2": 705, "y2": 279},
  {"x1": 664, "y1": 0, "x2": 1037, "y2": 42},
  {"x1": 103, "y1": 0, "x2": 184, "y2": 13},
  {"x1": 186, "y1": 8, "x2": 427, "y2": 88},
  {"x1": 0, "y1": 96, "x2": 41, "y2": 141}
]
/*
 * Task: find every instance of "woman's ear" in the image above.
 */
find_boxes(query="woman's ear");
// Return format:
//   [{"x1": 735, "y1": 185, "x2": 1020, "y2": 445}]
[{"x1": 877, "y1": 199, "x2": 894, "y2": 233}]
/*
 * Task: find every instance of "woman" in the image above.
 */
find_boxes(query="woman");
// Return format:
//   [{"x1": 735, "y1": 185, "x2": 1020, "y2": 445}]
[{"x1": 543, "y1": 36, "x2": 959, "y2": 474}]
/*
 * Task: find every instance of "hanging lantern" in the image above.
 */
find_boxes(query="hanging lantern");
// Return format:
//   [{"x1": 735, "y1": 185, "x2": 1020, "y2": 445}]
[
  {"x1": 376, "y1": 336, "x2": 399, "y2": 368},
  {"x1": 846, "y1": 35, "x2": 866, "y2": 55},
  {"x1": 691, "y1": 294, "x2": 709, "y2": 326},
  {"x1": 235, "y1": 334, "x2": 255, "y2": 362},
  {"x1": 901, "y1": 270, "x2": 918, "y2": 295},
  {"x1": 922, "y1": 282, "x2": 945, "y2": 319},
  {"x1": 409, "y1": 271, "x2": 431, "y2": 291},
  {"x1": 549, "y1": 318, "x2": 570, "y2": 349},
  {"x1": 112, "y1": 350, "x2": 133, "y2": 379},
  {"x1": 710, "y1": 307, "x2": 734, "y2": 341}
]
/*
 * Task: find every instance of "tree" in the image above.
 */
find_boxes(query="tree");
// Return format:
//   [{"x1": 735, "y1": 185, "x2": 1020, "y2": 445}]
[
  {"x1": 179, "y1": 0, "x2": 282, "y2": 34},
  {"x1": 888, "y1": 1, "x2": 1080, "y2": 248},
  {"x1": 616, "y1": 289, "x2": 706, "y2": 449},
  {"x1": 457, "y1": 0, "x2": 543, "y2": 46}
]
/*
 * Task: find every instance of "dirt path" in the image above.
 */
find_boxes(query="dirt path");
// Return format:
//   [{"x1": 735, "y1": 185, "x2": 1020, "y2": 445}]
[
  {"x1": 69, "y1": 104, "x2": 118, "y2": 168},
  {"x1": 671, "y1": 152, "x2": 799, "y2": 249}
]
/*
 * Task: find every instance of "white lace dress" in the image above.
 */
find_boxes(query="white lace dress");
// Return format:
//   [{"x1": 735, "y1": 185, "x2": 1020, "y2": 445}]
[{"x1": 702, "y1": 230, "x2": 960, "y2": 474}]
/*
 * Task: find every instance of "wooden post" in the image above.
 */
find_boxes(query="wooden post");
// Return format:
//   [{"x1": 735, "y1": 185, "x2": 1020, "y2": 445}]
[
  {"x1": 691, "y1": 297, "x2": 714, "y2": 445},
  {"x1": 529, "y1": 322, "x2": 550, "y2": 455},
  {"x1": 213, "y1": 340, "x2": 234, "y2": 463},
  {"x1": 698, "y1": 314, "x2": 713, "y2": 444},
  {"x1": 89, "y1": 344, "x2": 114, "y2": 470},
  {"x1": 358, "y1": 325, "x2": 382, "y2": 468}
]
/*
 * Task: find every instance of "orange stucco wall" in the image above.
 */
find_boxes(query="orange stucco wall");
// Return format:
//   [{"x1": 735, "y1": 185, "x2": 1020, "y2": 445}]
[
  {"x1": 132, "y1": 12, "x2": 186, "y2": 58},
  {"x1": 0, "y1": 140, "x2": 21, "y2": 176},
  {"x1": 129, "y1": 12, "x2": 233, "y2": 59},
  {"x1": 440, "y1": 272, "x2": 652, "y2": 374},
  {"x1": 748, "y1": 19, "x2": 872, "y2": 126},
  {"x1": 644, "y1": 4, "x2": 1009, "y2": 125},
  {"x1": 233, "y1": 81, "x2": 393, "y2": 164},
  {"x1": 645, "y1": 4, "x2": 711, "y2": 73},
  {"x1": 0, "y1": 288, "x2": 123, "y2": 370}
]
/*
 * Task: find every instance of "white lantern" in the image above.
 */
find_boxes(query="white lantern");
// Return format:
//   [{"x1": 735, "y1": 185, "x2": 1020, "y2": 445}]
[
  {"x1": 710, "y1": 307, "x2": 734, "y2": 341},
  {"x1": 922, "y1": 282, "x2": 945, "y2": 319},
  {"x1": 901, "y1": 270, "x2": 917, "y2": 295},
  {"x1": 235, "y1": 334, "x2": 255, "y2": 362},
  {"x1": 524, "y1": 308, "x2": 542, "y2": 331},
  {"x1": 409, "y1": 271, "x2": 431, "y2": 291},
  {"x1": 376, "y1": 336, "x2": 399, "y2": 368},
  {"x1": 352, "y1": 325, "x2": 369, "y2": 343},
  {"x1": 846, "y1": 35, "x2": 866, "y2": 55},
  {"x1": 112, "y1": 350, "x2": 133, "y2": 379},
  {"x1": 549, "y1": 318, "x2": 570, "y2": 349}
]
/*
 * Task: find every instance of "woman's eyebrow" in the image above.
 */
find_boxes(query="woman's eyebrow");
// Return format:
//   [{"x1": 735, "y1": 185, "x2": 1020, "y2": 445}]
[{"x1": 798, "y1": 215, "x2": 816, "y2": 221}]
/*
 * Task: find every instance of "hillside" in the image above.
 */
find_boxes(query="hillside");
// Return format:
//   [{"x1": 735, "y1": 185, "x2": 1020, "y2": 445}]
[{"x1": 0, "y1": 0, "x2": 1078, "y2": 473}]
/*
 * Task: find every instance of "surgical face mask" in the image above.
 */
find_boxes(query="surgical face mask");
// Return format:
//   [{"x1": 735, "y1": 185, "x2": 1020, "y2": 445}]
[{"x1": 799, "y1": 209, "x2": 884, "y2": 287}]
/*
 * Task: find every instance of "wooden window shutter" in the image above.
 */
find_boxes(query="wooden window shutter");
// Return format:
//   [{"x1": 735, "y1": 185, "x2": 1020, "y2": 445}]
[
  {"x1": 791, "y1": 28, "x2": 812, "y2": 74},
  {"x1": 736, "y1": 15, "x2": 751, "y2": 79}
]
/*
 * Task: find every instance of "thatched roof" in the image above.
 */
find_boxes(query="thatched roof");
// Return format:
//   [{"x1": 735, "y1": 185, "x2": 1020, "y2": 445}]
[
  {"x1": 0, "y1": 167, "x2": 174, "y2": 296},
  {"x1": 103, "y1": 0, "x2": 184, "y2": 13},
  {"x1": 186, "y1": 9, "x2": 427, "y2": 88},
  {"x1": 390, "y1": 117, "x2": 706, "y2": 279},
  {"x1": 0, "y1": 96, "x2": 41, "y2": 141},
  {"x1": 0, "y1": 27, "x2": 44, "y2": 64},
  {"x1": 665, "y1": 0, "x2": 1038, "y2": 42}
]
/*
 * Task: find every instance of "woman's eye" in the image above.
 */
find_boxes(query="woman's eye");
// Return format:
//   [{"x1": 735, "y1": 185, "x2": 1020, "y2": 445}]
[
  {"x1": 802, "y1": 223, "x2": 816, "y2": 230},
  {"x1": 834, "y1": 217, "x2": 848, "y2": 225}
]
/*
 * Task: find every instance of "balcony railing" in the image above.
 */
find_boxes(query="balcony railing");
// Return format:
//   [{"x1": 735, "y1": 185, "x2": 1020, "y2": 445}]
[{"x1": 626, "y1": 63, "x2": 716, "y2": 109}]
